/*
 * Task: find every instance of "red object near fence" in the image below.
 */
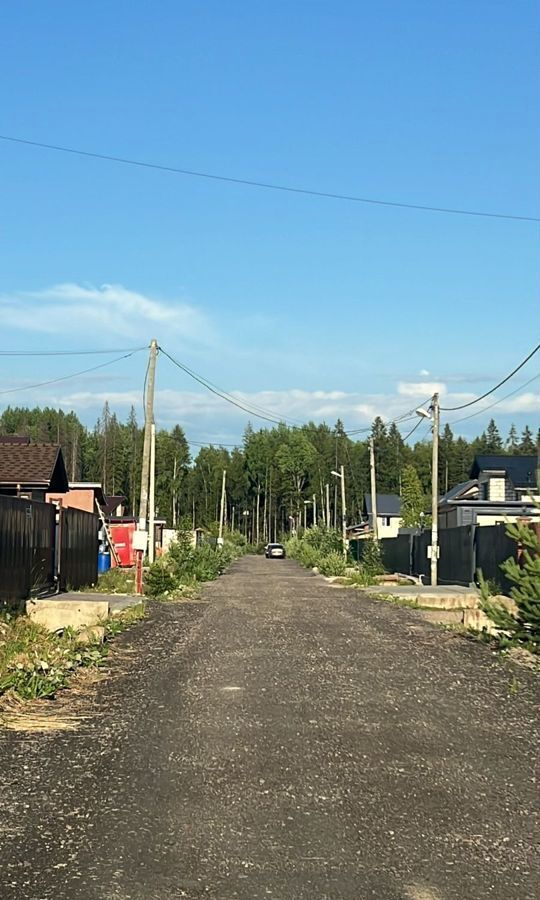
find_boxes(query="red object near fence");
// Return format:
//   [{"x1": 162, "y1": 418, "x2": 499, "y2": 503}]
[{"x1": 109, "y1": 522, "x2": 136, "y2": 567}]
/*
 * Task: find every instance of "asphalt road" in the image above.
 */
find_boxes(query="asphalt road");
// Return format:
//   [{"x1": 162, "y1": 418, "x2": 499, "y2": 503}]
[{"x1": 1, "y1": 556, "x2": 539, "y2": 900}]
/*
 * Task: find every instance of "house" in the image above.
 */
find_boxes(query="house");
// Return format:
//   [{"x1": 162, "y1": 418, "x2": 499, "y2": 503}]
[
  {"x1": 0, "y1": 438, "x2": 68, "y2": 501},
  {"x1": 363, "y1": 493, "x2": 402, "y2": 538},
  {"x1": 47, "y1": 481, "x2": 107, "y2": 514},
  {"x1": 438, "y1": 455, "x2": 540, "y2": 529}
]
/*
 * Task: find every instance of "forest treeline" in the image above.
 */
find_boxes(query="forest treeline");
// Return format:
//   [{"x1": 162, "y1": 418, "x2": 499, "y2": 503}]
[{"x1": 0, "y1": 405, "x2": 538, "y2": 538}]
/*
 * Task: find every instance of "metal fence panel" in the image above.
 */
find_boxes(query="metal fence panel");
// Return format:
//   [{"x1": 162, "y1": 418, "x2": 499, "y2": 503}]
[
  {"x1": 0, "y1": 495, "x2": 56, "y2": 606},
  {"x1": 380, "y1": 534, "x2": 413, "y2": 574},
  {"x1": 412, "y1": 531, "x2": 431, "y2": 581},
  {"x1": 438, "y1": 525, "x2": 475, "y2": 586},
  {"x1": 475, "y1": 525, "x2": 516, "y2": 595},
  {"x1": 59, "y1": 507, "x2": 98, "y2": 591}
]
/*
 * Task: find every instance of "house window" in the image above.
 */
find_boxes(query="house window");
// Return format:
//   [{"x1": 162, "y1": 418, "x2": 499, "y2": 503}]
[{"x1": 382, "y1": 516, "x2": 392, "y2": 527}]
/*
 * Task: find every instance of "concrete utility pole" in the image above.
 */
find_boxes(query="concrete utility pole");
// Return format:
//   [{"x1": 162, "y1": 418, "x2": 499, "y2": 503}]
[
  {"x1": 136, "y1": 338, "x2": 158, "y2": 593},
  {"x1": 148, "y1": 422, "x2": 156, "y2": 563},
  {"x1": 369, "y1": 437, "x2": 379, "y2": 542},
  {"x1": 430, "y1": 393, "x2": 440, "y2": 587},
  {"x1": 313, "y1": 493, "x2": 317, "y2": 527},
  {"x1": 332, "y1": 466, "x2": 347, "y2": 558},
  {"x1": 218, "y1": 469, "x2": 227, "y2": 543},
  {"x1": 340, "y1": 465, "x2": 347, "y2": 559},
  {"x1": 326, "y1": 483, "x2": 330, "y2": 530}
]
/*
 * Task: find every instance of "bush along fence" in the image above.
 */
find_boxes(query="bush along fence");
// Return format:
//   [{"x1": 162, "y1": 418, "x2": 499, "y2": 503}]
[
  {"x1": 350, "y1": 523, "x2": 523, "y2": 592},
  {"x1": 0, "y1": 494, "x2": 98, "y2": 608}
]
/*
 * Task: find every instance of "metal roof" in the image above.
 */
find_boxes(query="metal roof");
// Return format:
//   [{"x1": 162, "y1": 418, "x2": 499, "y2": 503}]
[
  {"x1": 439, "y1": 479, "x2": 478, "y2": 505},
  {"x1": 470, "y1": 455, "x2": 538, "y2": 487},
  {"x1": 364, "y1": 493, "x2": 401, "y2": 516}
]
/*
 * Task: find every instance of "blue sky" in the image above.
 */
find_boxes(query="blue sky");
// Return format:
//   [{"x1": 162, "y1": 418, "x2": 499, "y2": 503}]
[{"x1": 1, "y1": 1, "x2": 539, "y2": 446}]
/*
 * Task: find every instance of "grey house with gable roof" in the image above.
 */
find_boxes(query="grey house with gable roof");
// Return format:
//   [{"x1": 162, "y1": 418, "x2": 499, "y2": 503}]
[{"x1": 438, "y1": 454, "x2": 539, "y2": 529}]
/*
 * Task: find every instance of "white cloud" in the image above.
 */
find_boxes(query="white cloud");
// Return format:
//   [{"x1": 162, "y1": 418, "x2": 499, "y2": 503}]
[
  {"x1": 0, "y1": 282, "x2": 212, "y2": 344},
  {"x1": 419, "y1": 368, "x2": 430, "y2": 376},
  {"x1": 398, "y1": 381, "x2": 446, "y2": 398}
]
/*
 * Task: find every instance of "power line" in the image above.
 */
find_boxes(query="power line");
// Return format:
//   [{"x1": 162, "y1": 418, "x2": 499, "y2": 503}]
[
  {"x1": 0, "y1": 349, "x2": 143, "y2": 396},
  {"x1": 1, "y1": 133, "x2": 538, "y2": 223},
  {"x1": 440, "y1": 341, "x2": 540, "y2": 411},
  {"x1": 0, "y1": 346, "x2": 147, "y2": 356},
  {"x1": 160, "y1": 348, "x2": 290, "y2": 426},
  {"x1": 400, "y1": 417, "x2": 424, "y2": 442},
  {"x1": 447, "y1": 371, "x2": 540, "y2": 426}
]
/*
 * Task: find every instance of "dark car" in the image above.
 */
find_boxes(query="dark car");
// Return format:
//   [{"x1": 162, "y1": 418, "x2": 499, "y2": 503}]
[{"x1": 265, "y1": 542, "x2": 286, "y2": 559}]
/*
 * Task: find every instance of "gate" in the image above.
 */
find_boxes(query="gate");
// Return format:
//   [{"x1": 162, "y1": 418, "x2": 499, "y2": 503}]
[
  {"x1": 0, "y1": 495, "x2": 56, "y2": 606},
  {"x1": 59, "y1": 507, "x2": 98, "y2": 591}
]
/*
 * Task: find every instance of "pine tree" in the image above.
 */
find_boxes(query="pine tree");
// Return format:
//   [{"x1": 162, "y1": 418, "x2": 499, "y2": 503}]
[
  {"x1": 520, "y1": 426, "x2": 536, "y2": 454},
  {"x1": 506, "y1": 424, "x2": 519, "y2": 454},
  {"x1": 400, "y1": 465, "x2": 425, "y2": 528},
  {"x1": 481, "y1": 501, "x2": 540, "y2": 651},
  {"x1": 485, "y1": 418, "x2": 503, "y2": 453}
]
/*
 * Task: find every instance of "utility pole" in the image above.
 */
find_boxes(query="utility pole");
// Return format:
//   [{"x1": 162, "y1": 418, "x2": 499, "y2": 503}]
[
  {"x1": 340, "y1": 465, "x2": 347, "y2": 558},
  {"x1": 326, "y1": 483, "x2": 330, "y2": 530},
  {"x1": 218, "y1": 469, "x2": 227, "y2": 544},
  {"x1": 430, "y1": 393, "x2": 440, "y2": 587},
  {"x1": 369, "y1": 437, "x2": 379, "y2": 542},
  {"x1": 313, "y1": 493, "x2": 317, "y2": 527},
  {"x1": 148, "y1": 422, "x2": 156, "y2": 563},
  {"x1": 136, "y1": 338, "x2": 158, "y2": 594}
]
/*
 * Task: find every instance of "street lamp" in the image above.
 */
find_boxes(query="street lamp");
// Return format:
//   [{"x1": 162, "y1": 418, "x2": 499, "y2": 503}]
[
  {"x1": 415, "y1": 393, "x2": 440, "y2": 586},
  {"x1": 331, "y1": 466, "x2": 347, "y2": 559}
]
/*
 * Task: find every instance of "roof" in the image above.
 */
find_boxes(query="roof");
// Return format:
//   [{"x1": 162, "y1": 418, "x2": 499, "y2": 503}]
[
  {"x1": 470, "y1": 455, "x2": 538, "y2": 487},
  {"x1": 0, "y1": 442, "x2": 68, "y2": 491},
  {"x1": 364, "y1": 493, "x2": 401, "y2": 516},
  {"x1": 101, "y1": 494, "x2": 127, "y2": 516},
  {"x1": 439, "y1": 479, "x2": 478, "y2": 505}
]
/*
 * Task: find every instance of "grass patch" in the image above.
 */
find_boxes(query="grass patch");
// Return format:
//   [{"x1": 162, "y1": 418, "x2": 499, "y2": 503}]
[
  {"x1": 88, "y1": 567, "x2": 136, "y2": 595},
  {"x1": 0, "y1": 602, "x2": 146, "y2": 703}
]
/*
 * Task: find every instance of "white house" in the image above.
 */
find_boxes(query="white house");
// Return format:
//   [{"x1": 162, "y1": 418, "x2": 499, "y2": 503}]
[{"x1": 363, "y1": 493, "x2": 402, "y2": 538}]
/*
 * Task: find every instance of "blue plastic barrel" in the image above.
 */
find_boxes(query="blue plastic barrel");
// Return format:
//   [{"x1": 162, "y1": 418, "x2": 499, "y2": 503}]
[{"x1": 98, "y1": 551, "x2": 111, "y2": 574}]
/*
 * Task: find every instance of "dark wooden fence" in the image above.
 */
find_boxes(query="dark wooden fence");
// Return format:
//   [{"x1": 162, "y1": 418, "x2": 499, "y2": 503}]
[
  {"x1": 0, "y1": 495, "x2": 56, "y2": 604},
  {"x1": 0, "y1": 495, "x2": 98, "y2": 607},
  {"x1": 378, "y1": 523, "x2": 519, "y2": 589}
]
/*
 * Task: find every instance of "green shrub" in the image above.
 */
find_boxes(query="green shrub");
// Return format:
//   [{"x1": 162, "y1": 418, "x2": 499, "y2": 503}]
[
  {"x1": 318, "y1": 552, "x2": 347, "y2": 577},
  {"x1": 144, "y1": 560, "x2": 179, "y2": 598},
  {"x1": 360, "y1": 538, "x2": 385, "y2": 578}
]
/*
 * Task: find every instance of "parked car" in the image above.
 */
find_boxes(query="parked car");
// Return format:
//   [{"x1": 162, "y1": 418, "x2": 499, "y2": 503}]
[{"x1": 265, "y1": 542, "x2": 286, "y2": 559}]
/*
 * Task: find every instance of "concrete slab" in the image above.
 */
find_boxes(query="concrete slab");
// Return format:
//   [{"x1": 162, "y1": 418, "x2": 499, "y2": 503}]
[
  {"x1": 27, "y1": 597, "x2": 109, "y2": 631},
  {"x1": 108, "y1": 595, "x2": 144, "y2": 616},
  {"x1": 370, "y1": 584, "x2": 480, "y2": 610}
]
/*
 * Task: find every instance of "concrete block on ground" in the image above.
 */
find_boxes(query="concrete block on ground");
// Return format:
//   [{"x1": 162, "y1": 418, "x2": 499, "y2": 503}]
[
  {"x1": 463, "y1": 608, "x2": 500, "y2": 635},
  {"x1": 417, "y1": 609, "x2": 464, "y2": 626},
  {"x1": 372, "y1": 584, "x2": 479, "y2": 610},
  {"x1": 413, "y1": 594, "x2": 479, "y2": 610},
  {"x1": 26, "y1": 598, "x2": 109, "y2": 632}
]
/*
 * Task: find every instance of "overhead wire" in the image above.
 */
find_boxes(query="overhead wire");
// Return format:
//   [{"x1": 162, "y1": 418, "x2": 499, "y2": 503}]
[
  {"x1": 0, "y1": 347, "x2": 147, "y2": 356},
  {"x1": 447, "y1": 371, "x2": 540, "y2": 426},
  {"x1": 0, "y1": 349, "x2": 144, "y2": 396},
  {"x1": 1, "y1": 133, "x2": 538, "y2": 222},
  {"x1": 440, "y1": 341, "x2": 540, "y2": 411},
  {"x1": 160, "y1": 347, "x2": 291, "y2": 426}
]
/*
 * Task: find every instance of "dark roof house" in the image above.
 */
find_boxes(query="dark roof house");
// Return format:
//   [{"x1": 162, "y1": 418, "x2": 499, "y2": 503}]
[
  {"x1": 0, "y1": 440, "x2": 69, "y2": 500},
  {"x1": 471, "y1": 455, "x2": 537, "y2": 490},
  {"x1": 363, "y1": 493, "x2": 401, "y2": 517}
]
